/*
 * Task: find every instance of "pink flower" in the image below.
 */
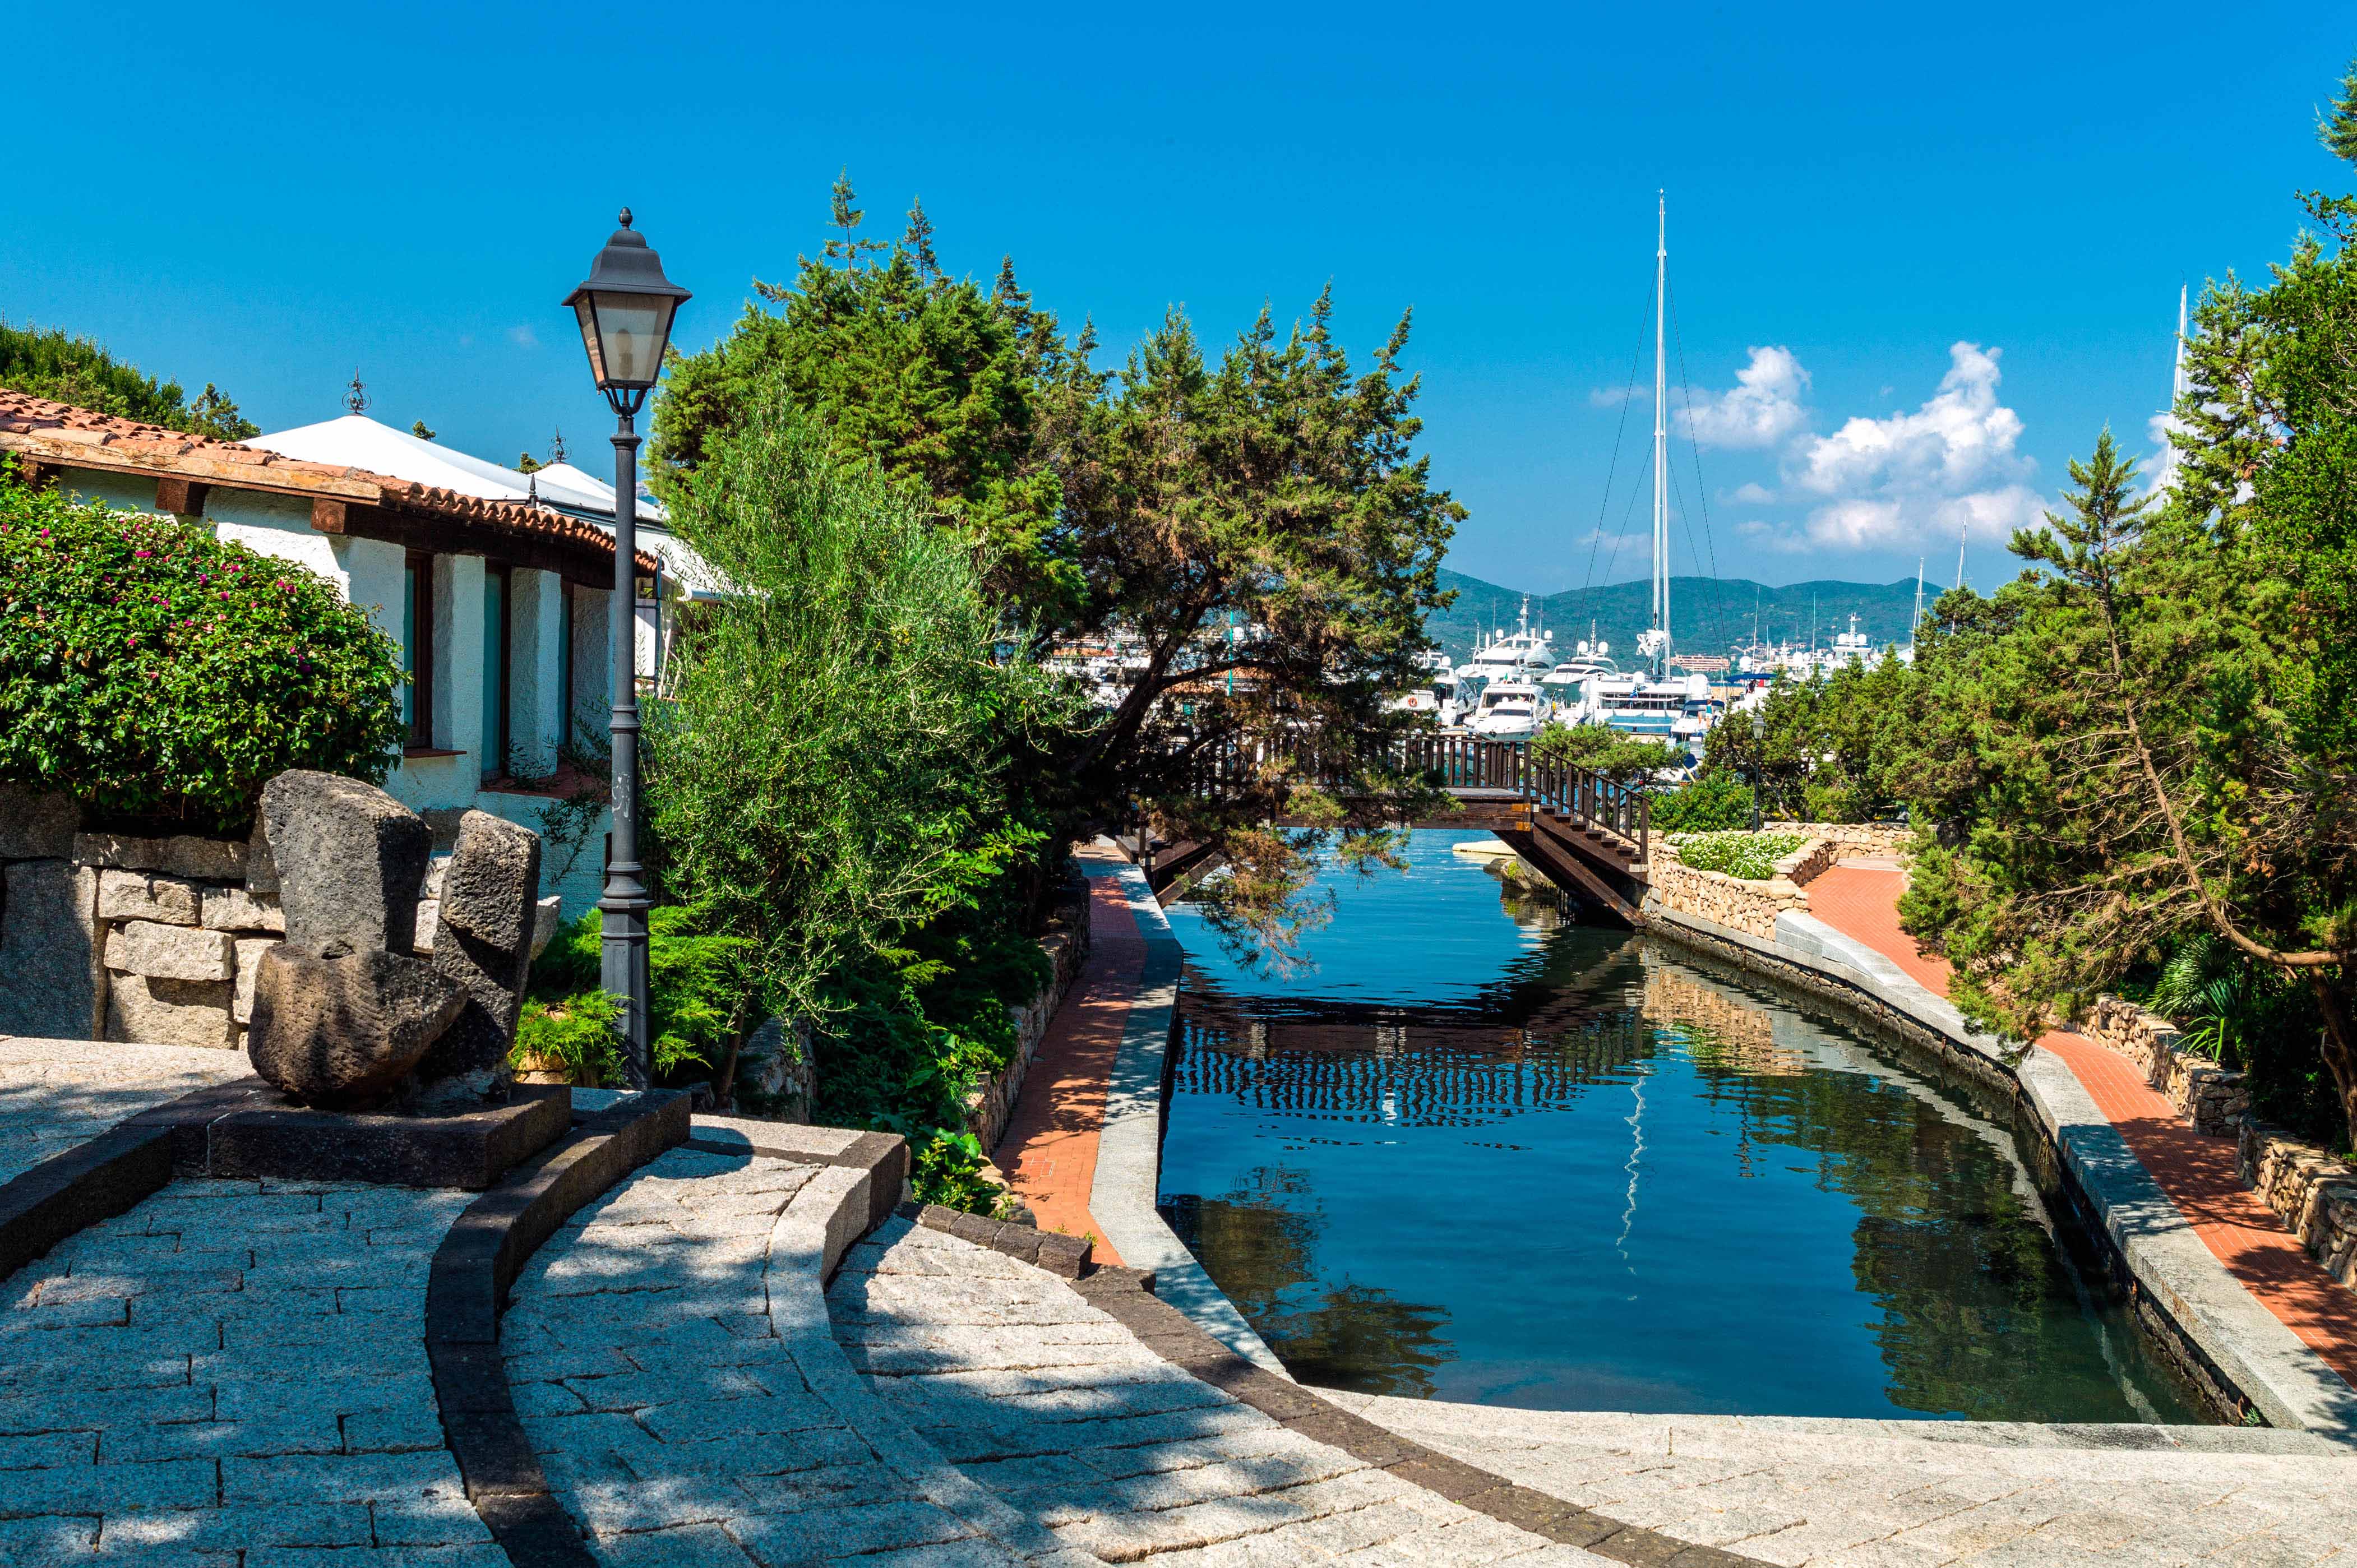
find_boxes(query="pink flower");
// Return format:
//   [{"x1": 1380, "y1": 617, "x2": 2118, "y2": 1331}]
[{"x1": 133, "y1": 549, "x2": 150, "y2": 557}]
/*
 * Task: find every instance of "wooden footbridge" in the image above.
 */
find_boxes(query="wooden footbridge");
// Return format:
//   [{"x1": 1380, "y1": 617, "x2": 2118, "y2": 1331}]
[{"x1": 1148, "y1": 736, "x2": 1653, "y2": 925}]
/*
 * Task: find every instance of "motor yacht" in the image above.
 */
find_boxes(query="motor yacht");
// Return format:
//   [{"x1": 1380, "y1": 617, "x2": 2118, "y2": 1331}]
[{"x1": 1466, "y1": 679, "x2": 1554, "y2": 740}]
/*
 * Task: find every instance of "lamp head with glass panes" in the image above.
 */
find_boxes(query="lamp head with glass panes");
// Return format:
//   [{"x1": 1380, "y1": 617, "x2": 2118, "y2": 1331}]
[{"x1": 562, "y1": 209, "x2": 691, "y2": 415}]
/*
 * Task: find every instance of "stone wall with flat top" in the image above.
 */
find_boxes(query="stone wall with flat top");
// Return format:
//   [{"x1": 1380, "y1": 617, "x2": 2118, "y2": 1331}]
[{"x1": 0, "y1": 785, "x2": 555, "y2": 1053}]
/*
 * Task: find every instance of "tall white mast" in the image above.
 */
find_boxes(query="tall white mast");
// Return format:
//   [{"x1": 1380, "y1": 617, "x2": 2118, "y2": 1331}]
[
  {"x1": 1652, "y1": 192, "x2": 1669, "y2": 678},
  {"x1": 1911, "y1": 558, "x2": 1925, "y2": 659}
]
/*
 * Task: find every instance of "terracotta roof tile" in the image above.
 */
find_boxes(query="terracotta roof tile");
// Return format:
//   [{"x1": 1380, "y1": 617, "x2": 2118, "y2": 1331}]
[{"x1": 0, "y1": 386, "x2": 657, "y2": 575}]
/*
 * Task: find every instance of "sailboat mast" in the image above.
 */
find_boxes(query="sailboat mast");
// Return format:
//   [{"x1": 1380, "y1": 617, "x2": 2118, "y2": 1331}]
[{"x1": 1652, "y1": 192, "x2": 1669, "y2": 678}]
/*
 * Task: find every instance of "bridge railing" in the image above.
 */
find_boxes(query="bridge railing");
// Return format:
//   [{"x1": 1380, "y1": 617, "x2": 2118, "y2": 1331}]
[{"x1": 1178, "y1": 733, "x2": 1650, "y2": 868}]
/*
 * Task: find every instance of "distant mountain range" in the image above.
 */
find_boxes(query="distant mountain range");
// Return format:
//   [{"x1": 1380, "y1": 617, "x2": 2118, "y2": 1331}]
[{"x1": 1426, "y1": 567, "x2": 1924, "y2": 669}]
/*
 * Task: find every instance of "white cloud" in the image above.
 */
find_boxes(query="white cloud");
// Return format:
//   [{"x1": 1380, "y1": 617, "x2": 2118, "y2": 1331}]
[
  {"x1": 1677, "y1": 345, "x2": 1810, "y2": 450},
  {"x1": 507, "y1": 325, "x2": 539, "y2": 350},
  {"x1": 1784, "y1": 342, "x2": 2039, "y2": 551},
  {"x1": 1588, "y1": 385, "x2": 1640, "y2": 409},
  {"x1": 1726, "y1": 481, "x2": 1776, "y2": 506}
]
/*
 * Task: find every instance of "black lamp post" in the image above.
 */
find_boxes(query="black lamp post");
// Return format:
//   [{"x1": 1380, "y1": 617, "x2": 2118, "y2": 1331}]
[{"x1": 564, "y1": 209, "x2": 690, "y2": 1088}]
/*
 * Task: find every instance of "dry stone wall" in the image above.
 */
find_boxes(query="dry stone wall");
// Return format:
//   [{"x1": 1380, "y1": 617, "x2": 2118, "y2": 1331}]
[
  {"x1": 1643, "y1": 821, "x2": 1911, "y2": 938},
  {"x1": 2087, "y1": 993, "x2": 2357, "y2": 1295},
  {"x1": 2237, "y1": 1123, "x2": 2357, "y2": 1291},
  {"x1": 0, "y1": 786, "x2": 557, "y2": 1056},
  {"x1": 2086, "y1": 996, "x2": 2251, "y2": 1134}
]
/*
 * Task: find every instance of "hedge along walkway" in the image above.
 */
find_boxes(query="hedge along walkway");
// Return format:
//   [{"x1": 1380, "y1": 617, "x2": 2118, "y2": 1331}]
[
  {"x1": 1805, "y1": 862, "x2": 2357, "y2": 1393},
  {"x1": 993, "y1": 844, "x2": 1144, "y2": 1262}
]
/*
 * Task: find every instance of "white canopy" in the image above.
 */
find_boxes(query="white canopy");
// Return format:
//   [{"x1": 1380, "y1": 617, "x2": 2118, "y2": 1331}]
[{"x1": 249, "y1": 415, "x2": 727, "y2": 600}]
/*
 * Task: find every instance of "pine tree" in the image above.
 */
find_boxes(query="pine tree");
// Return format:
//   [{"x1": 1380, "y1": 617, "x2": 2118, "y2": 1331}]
[
  {"x1": 2323, "y1": 56, "x2": 2357, "y2": 164},
  {"x1": 823, "y1": 169, "x2": 886, "y2": 271},
  {"x1": 411, "y1": 419, "x2": 436, "y2": 441},
  {"x1": 902, "y1": 197, "x2": 940, "y2": 281}
]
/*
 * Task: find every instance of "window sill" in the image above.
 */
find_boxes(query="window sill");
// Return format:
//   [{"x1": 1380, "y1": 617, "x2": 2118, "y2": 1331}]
[{"x1": 401, "y1": 746, "x2": 466, "y2": 760}]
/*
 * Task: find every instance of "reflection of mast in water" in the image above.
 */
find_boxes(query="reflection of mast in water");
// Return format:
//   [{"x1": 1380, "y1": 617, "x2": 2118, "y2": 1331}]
[{"x1": 1615, "y1": 1066, "x2": 1647, "y2": 1283}]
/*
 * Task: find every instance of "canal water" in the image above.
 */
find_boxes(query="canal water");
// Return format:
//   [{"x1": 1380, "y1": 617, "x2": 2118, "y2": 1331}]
[{"x1": 1158, "y1": 829, "x2": 2207, "y2": 1422}]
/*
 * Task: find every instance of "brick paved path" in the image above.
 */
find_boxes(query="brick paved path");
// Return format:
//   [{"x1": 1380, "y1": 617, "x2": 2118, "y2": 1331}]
[
  {"x1": 0, "y1": 1037, "x2": 245, "y2": 1187},
  {"x1": 0, "y1": 1176, "x2": 494, "y2": 1564},
  {"x1": 994, "y1": 847, "x2": 1143, "y2": 1257},
  {"x1": 1806, "y1": 864, "x2": 2357, "y2": 1391},
  {"x1": 830, "y1": 1219, "x2": 1614, "y2": 1566},
  {"x1": 1338, "y1": 1393, "x2": 2357, "y2": 1567}
]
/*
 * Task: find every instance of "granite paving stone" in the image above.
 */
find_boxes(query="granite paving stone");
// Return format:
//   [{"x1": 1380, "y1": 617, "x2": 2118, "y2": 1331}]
[{"x1": 0, "y1": 1173, "x2": 489, "y2": 1561}]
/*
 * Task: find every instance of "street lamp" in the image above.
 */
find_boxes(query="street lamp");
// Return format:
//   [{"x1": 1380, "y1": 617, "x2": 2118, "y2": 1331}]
[{"x1": 565, "y1": 209, "x2": 690, "y2": 1088}]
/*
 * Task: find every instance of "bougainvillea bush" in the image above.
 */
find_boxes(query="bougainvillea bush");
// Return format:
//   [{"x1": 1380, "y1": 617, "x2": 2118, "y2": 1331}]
[{"x1": 0, "y1": 469, "x2": 405, "y2": 832}]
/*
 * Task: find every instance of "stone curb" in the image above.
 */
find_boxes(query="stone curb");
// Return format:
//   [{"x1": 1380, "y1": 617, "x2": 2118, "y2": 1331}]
[
  {"x1": 1083, "y1": 844, "x2": 1292, "y2": 1377},
  {"x1": 896, "y1": 1199, "x2": 1094, "y2": 1279},
  {"x1": 1066, "y1": 1265, "x2": 1772, "y2": 1568},
  {"x1": 426, "y1": 1091, "x2": 691, "y2": 1568},
  {"x1": 1650, "y1": 904, "x2": 2357, "y2": 1442},
  {"x1": 0, "y1": 1075, "x2": 271, "y2": 1285}
]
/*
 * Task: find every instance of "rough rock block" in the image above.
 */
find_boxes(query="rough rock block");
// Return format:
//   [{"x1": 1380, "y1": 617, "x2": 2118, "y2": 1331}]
[
  {"x1": 104, "y1": 973, "x2": 235, "y2": 1048},
  {"x1": 200, "y1": 886, "x2": 285, "y2": 933},
  {"x1": 260, "y1": 771, "x2": 431, "y2": 959},
  {"x1": 419, "y1": 811, "x2": 541, "y2": 1093},
  {"x1": 0, "y1": 785, "x2": 76, "y2": 859},
  {"x1": 98, "y1": 869, "x2": 202, "y2": 926},
  {"x1": 71, "y1": 832, "x2": 245, "y2": 880},
  {"x1": 532, "y1": 895, "x2": 563, "y2": 960},
  {"x1": 232, "y1": 937, "x2": 275, "y2": 1025},
  {"x1": 106, "y1": 919, "x2": 234, "y2": 982},
  {"x1": 0, "y1": 859, "x2": 104, "y2": 1038},
  {"x1": 246, "y1": 946, "x2": 467, "y2": 1106}
]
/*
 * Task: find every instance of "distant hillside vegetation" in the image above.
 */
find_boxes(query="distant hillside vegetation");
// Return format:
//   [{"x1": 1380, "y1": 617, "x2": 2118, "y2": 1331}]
[{"x1": 1426, "y1": 567, "x2": 1924, "y2": 668}]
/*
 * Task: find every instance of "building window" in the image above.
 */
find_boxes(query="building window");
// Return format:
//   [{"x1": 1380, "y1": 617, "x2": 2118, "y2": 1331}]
[
  {"x1": 482, "y1": 563, "x2": 510, "y2": 780},
  {"x1": 403, "y1": 552, "x2": 435, "y2": 748}
]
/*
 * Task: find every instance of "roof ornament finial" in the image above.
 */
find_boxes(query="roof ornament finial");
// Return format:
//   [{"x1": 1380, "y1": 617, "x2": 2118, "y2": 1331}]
[
  {"x1": 618, "y1": 207, "x2": 633, "y2": 229},
  {"x1": 550, "y1": 428, "x2": 566, "y2": 464},
  {"x1": 344, "y1": 369, "x2": 369, "y2": 417},
  {"x1": 527, "y1": 468, "x2": 539, "y2": 504}
]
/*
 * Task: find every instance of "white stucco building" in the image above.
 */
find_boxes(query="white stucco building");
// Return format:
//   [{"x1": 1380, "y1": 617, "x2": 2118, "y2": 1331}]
[{"x1": 0, "y1": 389, "x2": 667, "y2": 915}]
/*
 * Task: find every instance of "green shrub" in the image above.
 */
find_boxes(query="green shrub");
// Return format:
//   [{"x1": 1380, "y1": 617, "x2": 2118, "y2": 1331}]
[
  {"x1": 523, "y1": 906, "x2": 757, "y2": 1085},
  {"x1": 1651, "y1": 767, "x2": 1756, "y2": 832},
  {"x1": 1670, "y1": 830, "x2": 1807, "y2": 880},
  {"x1": 0, "y1": 474, "x2": 405, "y2": 831}
]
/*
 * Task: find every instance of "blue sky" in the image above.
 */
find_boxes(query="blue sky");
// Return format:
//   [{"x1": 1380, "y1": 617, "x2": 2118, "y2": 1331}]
[{"x1": 5, "y1": 3, "x2": 2348, "y2": 591}]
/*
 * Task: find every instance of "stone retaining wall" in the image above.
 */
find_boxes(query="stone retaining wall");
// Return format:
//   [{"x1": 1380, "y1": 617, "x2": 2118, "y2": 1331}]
[
  {"x1": 1760, "y1": 820, "x2": 1911, "y2": 861},
  {"x1": 2085, "y1": 995, "x2": 2357, "y2": 1290},
  {"x1": 1644, "y1": 822, "x2": 1909, "y2": 940},
  {"x1": 1645, "y1": 849, "x2": 1810, "y2": 940},
  {"x1": 2237, "y1": 1125, "x2": 2357, "y2": 1292},
  {"x1": 0, "y1": 786, "x2": 554, "y2": 1057},
  {"x1": 2087, "y1": 995, "x2": 2252, "y2": 1135}
]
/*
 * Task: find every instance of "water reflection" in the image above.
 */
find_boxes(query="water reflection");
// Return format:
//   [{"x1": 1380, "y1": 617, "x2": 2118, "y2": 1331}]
[{"x1": 1158, "y1": 831, "x2": 2206, "y2": 1422}]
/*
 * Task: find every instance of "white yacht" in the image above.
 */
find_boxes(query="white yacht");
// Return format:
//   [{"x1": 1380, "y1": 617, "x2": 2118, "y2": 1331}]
[
  {"x1": 1467, "y1": 678, "x2": 1554, "y2": 740},
  {"x1": 1461, "y1": 599, "x2": 1557, "y2": 689},
  {"x1": 1541, "y1": 639, "x2": 1619, "y2": 699},
  {"x1": 1389, "y1": 651, "x2": 1464, "y2": 726}
]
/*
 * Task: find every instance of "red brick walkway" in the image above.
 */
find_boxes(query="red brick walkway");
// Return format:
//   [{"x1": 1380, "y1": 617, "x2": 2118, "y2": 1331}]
[
  {"x1": 1809, "y1": 863, "x2": 2357, "y2": 1389},
  {"x1": 994, "y1": 851, "x2": 1141, "y2": 1261}
]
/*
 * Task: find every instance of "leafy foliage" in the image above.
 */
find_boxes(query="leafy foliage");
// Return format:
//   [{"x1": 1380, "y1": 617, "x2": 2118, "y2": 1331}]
[
  {"x1": 1671, "y1": 831, "x2": 1806, "y2": 881},
  {"x1": 1529, "y1": 721, "x2": 1681, "y2": 784},
  {"x1": 1649, "y1": 767, "x2": 1758, "y2": 832},
  {"x1": 644, "y1": 391, "x2": 1085, "y2": 1208},
  {"x1": 1700, "y1": 655, "x2": 1916, "y2": 823},
  {"x1": 0, "y1": 320, "x2": 258, "y2": 440},
  {"x1": 0, "y1": 474, "x2": 404, "y2": 831},
  {"x1": 521, "y1": 906, "x2": 757, "y2": 1085}
]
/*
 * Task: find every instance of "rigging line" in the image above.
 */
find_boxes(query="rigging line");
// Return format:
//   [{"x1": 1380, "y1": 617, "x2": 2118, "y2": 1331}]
[
  {"x1": 1666, "y1": 272, "x2": 1726, "y2": 654},
  {"x1": 1580, "y1": 282, "x2": 1658, "y2": 625},
  {"x1": 1597, "y1": 448, "x2": 1649, "y2": 609}
]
